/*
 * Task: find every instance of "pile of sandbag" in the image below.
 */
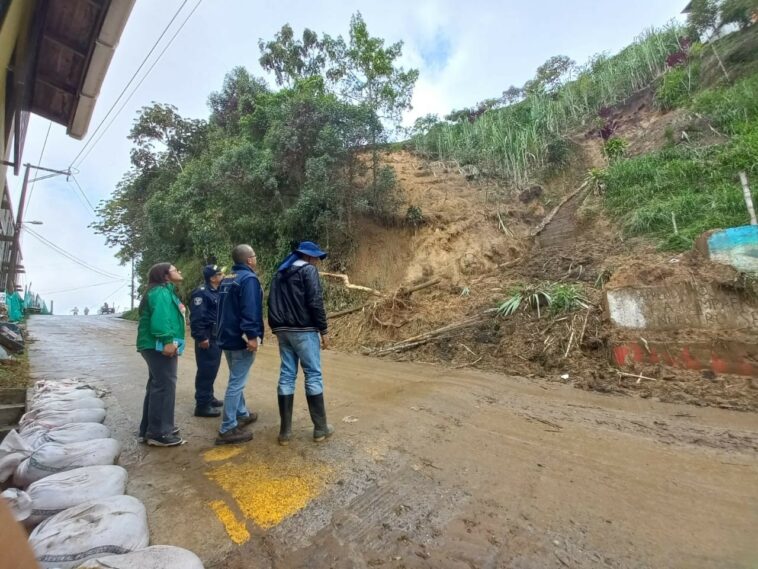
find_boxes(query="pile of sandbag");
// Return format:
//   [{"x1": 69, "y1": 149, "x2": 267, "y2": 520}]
[{"x1": 0, "y1": 378, "x2": 205, "y2": 568}]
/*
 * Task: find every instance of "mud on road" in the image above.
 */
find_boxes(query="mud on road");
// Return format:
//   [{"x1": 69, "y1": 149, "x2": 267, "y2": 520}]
[{"x1": 28, "y1": 315, "x2": 758, "y2": 568}]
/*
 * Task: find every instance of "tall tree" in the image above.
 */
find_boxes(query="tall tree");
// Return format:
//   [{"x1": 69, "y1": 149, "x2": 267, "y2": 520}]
[
  {"x1": 322, "y1": 12, "x2": 418, "y2": 192},
  {"x1": 258, "y1": 24, "x2": 326, "y2": 87}
]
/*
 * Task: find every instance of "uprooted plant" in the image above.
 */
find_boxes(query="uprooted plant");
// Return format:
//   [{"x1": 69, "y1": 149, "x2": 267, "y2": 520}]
[{"x1": 497, "y1": 282, "x2": 588, "y2": 319}]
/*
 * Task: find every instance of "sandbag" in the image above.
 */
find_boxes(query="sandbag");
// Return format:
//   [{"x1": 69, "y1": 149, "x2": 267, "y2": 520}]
[
  {"x1": 13, "y1": 438, "x2": 121, "y2": 487},
  {"x1": 19, "y1": 423, "x2": 111, "y2": 450},
  {"x1": 33, "y1": 388, "x2": 98, "y2": 403},
  {"x1": 20, "y1": 408, "x2": 107, "y2": 430},
  {"x1": 1, "y1": 487, "x2": 32, "y2": 521},
  {"x1": 0, "y1": 430, "x2": 32, "y2": 482},
  {"x1": 25, "y1": 465, "x2": 128, "y2": 525},
  {"x1": 29, "y1": 495, "x2": 149, "y2": 569},
  {"x1": 30, "y1": 397, "x2": 106, "y2": 412},
  {"x1": 75, "y1": 546, "x2": 205, "y2": 569}
]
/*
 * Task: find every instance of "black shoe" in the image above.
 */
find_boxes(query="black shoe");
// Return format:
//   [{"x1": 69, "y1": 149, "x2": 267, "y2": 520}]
[
  {"x1": 278, "y1": 394, "x2": 294, "y2": 446},
  {"x1": 237, "y1": 412, "x2": 258, "y2": 427},
  {"x1": 195, "y1": 405, "x2": 221, "y2": 417},
  {"x1": 306, "y1": 393, "x2": 334, "y2": 443},
  {"x1": 147, "y1": 434, "x2": 185, "y2": 447},
  {"x1": 215, "y1": 426, "x2": 253, "y2": 445},
  {"x1": 210, "y1": 398, "x2": 223, "y2": 408}
]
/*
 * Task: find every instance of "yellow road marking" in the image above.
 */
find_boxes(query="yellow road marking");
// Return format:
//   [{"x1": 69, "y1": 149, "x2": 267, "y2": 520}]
[{"x1": 208, "y1": 500, "x2": 250, "y2": 545}]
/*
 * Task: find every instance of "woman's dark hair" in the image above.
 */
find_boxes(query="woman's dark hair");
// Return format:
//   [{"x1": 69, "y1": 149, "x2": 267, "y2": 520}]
[{"x1": 138, "y1": 262, "x2": 173, "y2": 313}]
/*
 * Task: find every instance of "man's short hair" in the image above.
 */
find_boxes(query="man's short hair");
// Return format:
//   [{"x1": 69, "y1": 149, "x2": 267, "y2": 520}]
[{"x1": 232, "y1": 244, "x2": 255, "y2": 264}]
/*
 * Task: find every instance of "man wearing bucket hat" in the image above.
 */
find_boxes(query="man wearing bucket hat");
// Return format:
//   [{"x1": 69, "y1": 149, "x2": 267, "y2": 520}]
[
  {"x1": 190, "y1": 264, "x2": 225, "y2": 418},
  {"x1": 268, "y1": 240, "x2": 334, "y2": 445}
]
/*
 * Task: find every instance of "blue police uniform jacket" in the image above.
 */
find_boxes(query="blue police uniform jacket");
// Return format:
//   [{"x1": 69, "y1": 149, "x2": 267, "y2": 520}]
[
  {"x1": 216, "y1": 263, "x2": 264, "y2": 350},
  {"x1": 189, "y1": 282, "x2": 219, "y2": 342}
]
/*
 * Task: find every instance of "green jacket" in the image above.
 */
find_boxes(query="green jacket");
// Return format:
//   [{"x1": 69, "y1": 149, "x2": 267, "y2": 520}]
[{"x1": 136, "y1": 283, "x2": 186, "y2": 352}]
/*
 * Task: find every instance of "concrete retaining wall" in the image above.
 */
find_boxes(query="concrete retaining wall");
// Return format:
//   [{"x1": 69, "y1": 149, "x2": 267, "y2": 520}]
[
  {"x1": 696, "y1": 225, "x2": 758, "y2": 274},
  {"x1": 612, "y1": 339, "x2": 758, "y2": 377},
  {"x1": 605, "y1": 282, "x2": 758, "y2": 331}
]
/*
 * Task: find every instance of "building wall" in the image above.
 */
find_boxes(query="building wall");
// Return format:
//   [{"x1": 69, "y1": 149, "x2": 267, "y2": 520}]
[{"x1": 0, "y1": 0, "x2": 36, "y2": 180}]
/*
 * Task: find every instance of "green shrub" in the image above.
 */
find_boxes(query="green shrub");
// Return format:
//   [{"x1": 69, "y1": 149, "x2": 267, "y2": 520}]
[
  {"x1": 603, "y1": 137, "x2": 629, "y2": 162},
  {"x1": 655, "y1": 64, "x2": 699, "y2": 110}
]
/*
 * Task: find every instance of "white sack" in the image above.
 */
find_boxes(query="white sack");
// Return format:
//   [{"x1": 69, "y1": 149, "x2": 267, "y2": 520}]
[
  {"x1": 74, "y1": 546, "x2": 205, "y2": 569},
  {"x1": 31, "y1": 397, "x2": 106, "y2": 413},
  {"x1": 1, "y1": 487, "x2": 32, "y2": 521},
  {"x1": 20, "y1": 408, "x2": 106, "y2": 430},
  {"x1": 0, "y1": 430, "x2": 32, "y2": 482},
  {"x1": 29, "y1": 495, "x2": 149, "y2": 569},
  {"x1": 25, "y1": 465, "x2": 128, "y2": 525},
  {"x1": 13, "y1": 438, "x2": 121, "y2": 487},
  {"x1": 19, "y1": 423, "x2": 111, "y2": 450}
]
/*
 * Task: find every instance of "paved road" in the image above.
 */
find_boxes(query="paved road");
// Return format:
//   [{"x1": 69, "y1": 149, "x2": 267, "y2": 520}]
[{"x1": 28, "y1": 315, "x2": 758, "y2": 569}]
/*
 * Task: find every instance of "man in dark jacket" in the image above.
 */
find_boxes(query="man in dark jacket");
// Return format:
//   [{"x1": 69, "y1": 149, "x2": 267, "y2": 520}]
[
  {"x1": 268, "y1": 240, "x2": 333, "y2": 446},
  {"x1": 215, "y1": 244, "x2": 263, "y2": 445},
  {"x1": 190, "y1": 264, "x2": 225, "y2": 418}
]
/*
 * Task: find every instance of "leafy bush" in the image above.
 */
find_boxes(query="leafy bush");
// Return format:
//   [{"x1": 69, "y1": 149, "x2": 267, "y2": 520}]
[
  {"x1": 655, "y1": 64, "x2": 700, "y2": 110},
  {"x1": 405, "y1": 205, "x2": 424, "y2": 228},
  {"x1": 720, "y1": 0, "x2": 758, "y2": 29},
  {"x1": 602, "y1": 136, "x2": 629, "y2": 162},
  {"x1": 549, "y1": 284, "x2": 589, "y2": 314}
]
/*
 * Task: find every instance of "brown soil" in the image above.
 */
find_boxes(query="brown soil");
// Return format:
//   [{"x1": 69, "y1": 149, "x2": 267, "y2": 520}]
[{"x1": 330, "y1": 88, "x2": 758, "y2": 412}]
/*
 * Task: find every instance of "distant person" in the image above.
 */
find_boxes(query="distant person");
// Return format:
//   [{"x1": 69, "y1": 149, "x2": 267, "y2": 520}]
[
  {"x1": 268, "y1": 241, "x2": 333, "y2": 445},
  {"x1": 71, "y1": 306, "x2": 79, "y2": 316},
  {"x1": 215, "y1": 245, "x2": 263, "y2": 445},
  {"x1": 190, "y1": 264, "x2": 225, "y2": 417},
  {"x1": 136, "y1": 263, "x2": 186, "y2": 447},
  {"x1": 83, "y1": 306, "x2": 89, "y2": 316}
]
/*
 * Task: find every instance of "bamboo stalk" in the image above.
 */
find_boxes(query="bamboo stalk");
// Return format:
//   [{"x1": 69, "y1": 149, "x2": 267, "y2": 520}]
[{"x1": 739, "y1": 172, "x2": 757, "y2": 226}]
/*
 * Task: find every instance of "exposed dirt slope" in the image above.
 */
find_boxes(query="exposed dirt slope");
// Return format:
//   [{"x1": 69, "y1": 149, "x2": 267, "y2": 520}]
[{"x1": 329, "y1": 89, "x2": 758, "y2": 411}]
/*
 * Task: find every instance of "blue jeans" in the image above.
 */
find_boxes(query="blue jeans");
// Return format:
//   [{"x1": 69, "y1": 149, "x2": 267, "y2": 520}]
[
  {"x1": 276, "y1": 331, "x2": 323, "y2": 397},
  {"x1": 220, "y1": 349, "x2": 255, "y2": 433}
]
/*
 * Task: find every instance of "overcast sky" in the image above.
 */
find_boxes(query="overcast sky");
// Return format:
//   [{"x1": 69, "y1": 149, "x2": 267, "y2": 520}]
[{"x1": 10, "y1": 0, "x2": 685, "y2": 314}]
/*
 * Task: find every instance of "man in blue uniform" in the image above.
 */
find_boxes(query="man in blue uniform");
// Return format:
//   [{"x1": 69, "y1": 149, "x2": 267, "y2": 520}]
[
  {"x1": 215, "y1": 244, "x2": 263, "y2": 445},
  {"x1": 190, "y1": 264, "x2": 225, "y2": 417}
]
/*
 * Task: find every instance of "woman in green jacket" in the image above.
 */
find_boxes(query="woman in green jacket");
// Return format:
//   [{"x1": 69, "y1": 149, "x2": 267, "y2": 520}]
[{"x1": 137, "y1": 262, "x2": 186, "y2": 447}]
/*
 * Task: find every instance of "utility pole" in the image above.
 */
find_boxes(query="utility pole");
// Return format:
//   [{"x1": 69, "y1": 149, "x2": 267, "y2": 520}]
[
  {"x1": 6, "y1": 163, "x2": 70, "y2": 292},
  {"x1": 130, "y1": 257, "x2": 135, "y2": 311}
]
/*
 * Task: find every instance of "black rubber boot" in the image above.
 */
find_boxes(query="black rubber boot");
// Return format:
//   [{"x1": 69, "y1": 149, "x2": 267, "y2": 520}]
[
  {"x1": 278, "y1": 394, "x2": 294, "y2": 446},
  {"x1": 306, "y1": 393, "x2": 334, "y2": 442}
]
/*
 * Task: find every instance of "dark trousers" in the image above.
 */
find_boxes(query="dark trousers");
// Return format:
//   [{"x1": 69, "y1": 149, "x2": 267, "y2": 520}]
[
  {"x1": 139, "y1": 350, "x2": 178, "y2": 438},
  {"x1": 194, "y1": 339, "x2": 222, "y2": 407}
]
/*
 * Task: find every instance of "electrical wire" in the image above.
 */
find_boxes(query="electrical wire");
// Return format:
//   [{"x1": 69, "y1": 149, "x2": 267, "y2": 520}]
[
  {"x1": 40, "y1": 279, "x2": 126, "y2": 295},
  {"x1": 26, "y1": 120, "x2": 52, "y2": 216},
  {"x1": 73, "y1": 0, "x2": 203, "y2": 170},
  {"x1": 69, "y1": 175, "x2": 97, "y2": 213},
  {"x1": 68, "y1": 0, "x2": 190, "y2": 169},
  {"x1": 22, "y1": 226, "x2": 124, "y2": 279}
]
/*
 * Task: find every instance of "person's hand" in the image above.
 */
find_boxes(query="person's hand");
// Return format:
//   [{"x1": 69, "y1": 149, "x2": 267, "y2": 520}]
[
  {"x1": 162, "y1": 343, "x2": 178, "y2": 357},
  {"x1": 246, "y1": 338, "x2": 259, "y2": 352},
  {"x1": 198, "y1": 339, "x2": 210, "y2": 349},
  {"x1": 320, "y1": 334, "x2": 329, "y2": 350}
]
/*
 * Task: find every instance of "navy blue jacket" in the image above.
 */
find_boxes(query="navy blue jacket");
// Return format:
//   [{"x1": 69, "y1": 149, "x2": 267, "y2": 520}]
[
  {"x1": 216, "y1": 263, "x2": 264, "y2": 350},
  {"x1": 189, "y1": 281, "x2": 219, "y2": 342}
]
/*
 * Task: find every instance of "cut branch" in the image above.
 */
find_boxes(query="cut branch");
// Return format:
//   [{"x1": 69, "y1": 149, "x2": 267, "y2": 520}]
[{"x1": 320, "y1": 272, "x2": 383, "y2": 296}]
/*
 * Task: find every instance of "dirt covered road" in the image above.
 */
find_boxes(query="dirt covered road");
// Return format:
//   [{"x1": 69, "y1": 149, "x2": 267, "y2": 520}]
[{"x1": 27, "y1": 315, "x2": 758, "y2": 568}]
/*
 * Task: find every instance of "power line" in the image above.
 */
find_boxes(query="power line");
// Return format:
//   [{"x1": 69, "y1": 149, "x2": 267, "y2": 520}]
[
  {"x1": 22, "y1": 226, "x2": 124, "y2": 279},
  {"x1": 26, "y1": 120, "x2": 52, "y2": 216},
  {"x1": 74, "y1": 0, "x2": 203, "y2": 170},
  {"x1": 40, "y1": 279, "x2": 126, "y2": 295},
  {"x1": 68, "y1": 0, "x2": 190, "y2": 169},
  {"x1": 100, "y1": 281, "x2": 129, "y2": 304},
  {"x1": 69, "y1": 175, "x2": 97, "y2": 213}
]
